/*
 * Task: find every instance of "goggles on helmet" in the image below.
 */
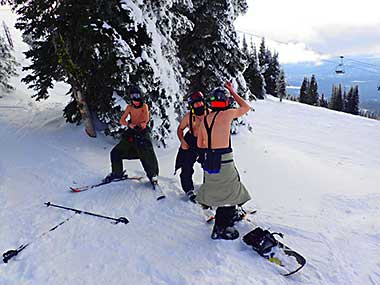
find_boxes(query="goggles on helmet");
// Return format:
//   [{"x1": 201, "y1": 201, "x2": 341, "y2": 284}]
[
  {"x1": 187, "y1": 91, "x2": 204, "y2": 105},
  {"x1": 209, "y1": 88, "x2": 230, "y2": 109},
  {"x1": 130, "y1": 93, "x2": 142, "y2": 100}
]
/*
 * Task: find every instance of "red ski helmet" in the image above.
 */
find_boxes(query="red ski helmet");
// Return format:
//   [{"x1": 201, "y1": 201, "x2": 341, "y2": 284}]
[{"x1": 187, "y1": 91, "x2": 204, "y2": 106}]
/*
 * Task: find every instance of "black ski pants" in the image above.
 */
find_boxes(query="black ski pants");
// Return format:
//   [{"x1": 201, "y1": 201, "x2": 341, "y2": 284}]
[
  {"x1": 215, "y1": 206, "x2": 236, "y2": 228},
  {"x1": 110, "y1": 130, "x2": 159, "y2": 179}
]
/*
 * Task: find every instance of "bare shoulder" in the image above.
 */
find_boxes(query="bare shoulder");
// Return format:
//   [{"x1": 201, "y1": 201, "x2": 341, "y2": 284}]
[
  {"x1": 221, "y1": 109, "x2": 236, "y2": 119},
  {"x1": 179, "y1": 112, "x2": 190, "y2": 127}
]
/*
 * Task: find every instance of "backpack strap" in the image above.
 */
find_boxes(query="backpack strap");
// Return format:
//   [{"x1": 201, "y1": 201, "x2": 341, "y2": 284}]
[
  {"x1": 189, "y1": 113, "x2": 194, "y2": 134},
  {"x1": 204, "y1": 111, "x2": 220, "y2": 149}
]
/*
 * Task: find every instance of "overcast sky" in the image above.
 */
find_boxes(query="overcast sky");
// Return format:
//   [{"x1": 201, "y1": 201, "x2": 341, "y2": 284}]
[{"x1": 235, "y1": 0, "x2": 380, "y2": 63}]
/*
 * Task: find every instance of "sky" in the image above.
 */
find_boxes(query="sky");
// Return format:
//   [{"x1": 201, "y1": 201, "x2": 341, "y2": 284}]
[{"x1": 235, "y1": 0, "x2": 380, "y2": 63}]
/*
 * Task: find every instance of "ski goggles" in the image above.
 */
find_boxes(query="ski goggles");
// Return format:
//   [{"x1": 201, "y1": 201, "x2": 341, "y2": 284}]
[
  {"x1": 130, "y1": 93, "x2": 141, "y2": 100},
  {"x1": 187, "y1": 91, "x2": 204, "y2": 104},
  {"x1": 210, "y1": 100, "x2": 229, "y2": 108}
]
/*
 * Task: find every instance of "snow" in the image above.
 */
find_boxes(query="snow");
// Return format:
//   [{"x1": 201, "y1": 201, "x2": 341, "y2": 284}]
[{"x1": 2, "y1": 8, "x2": 380, "y2": 285}]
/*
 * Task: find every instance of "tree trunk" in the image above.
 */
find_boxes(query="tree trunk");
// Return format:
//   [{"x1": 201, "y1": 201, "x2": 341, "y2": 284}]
[{"x1": 73, "y1": 86, "x2": 96, "y2": 138}]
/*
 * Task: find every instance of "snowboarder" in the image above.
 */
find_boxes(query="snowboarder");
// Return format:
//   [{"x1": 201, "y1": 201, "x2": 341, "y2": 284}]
[
  {"x1": 196, "y1": 81, "x2": 251, "y2": 240},
  {"x1": 104, "y1": 86, "x2": 159, "y2": 185},
  {"x1": 175, "y1": 91, "x2": 209, "y2": 202}
]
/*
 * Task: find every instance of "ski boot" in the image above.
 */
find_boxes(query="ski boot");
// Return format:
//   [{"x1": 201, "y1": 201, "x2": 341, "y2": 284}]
[
  {"x1": 102, "y1": 172, "x2": 124, "y2": 183},
  {"x1": 186, "y1": 190, "x2": 197, "y2": 203},
  {"x1": 211, "y1": 225, "x2": 239, "y2": 240},
  {"x1": 149, "y1": 175, "x2": 158, "y2": 186},
  {"x1": 231, "y1": 206, "x2": 247, "y2": 225}
]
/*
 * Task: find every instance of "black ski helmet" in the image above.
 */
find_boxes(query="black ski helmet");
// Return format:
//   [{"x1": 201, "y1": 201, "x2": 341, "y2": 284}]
[
  {"x1": 129, "y1": 86, "x2": 144, "y2": 108},
  {"x1": 209, "y1": 87, "x2": 230, "y2": 110},
  {"x1": 129, "y1": 86, "x2": 143, "y2": 100}
]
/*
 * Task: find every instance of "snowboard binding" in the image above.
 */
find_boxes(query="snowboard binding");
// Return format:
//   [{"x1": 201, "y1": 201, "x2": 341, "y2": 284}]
[{"x1": 242, "y1": 227, "x2": 283, "y2": 256}]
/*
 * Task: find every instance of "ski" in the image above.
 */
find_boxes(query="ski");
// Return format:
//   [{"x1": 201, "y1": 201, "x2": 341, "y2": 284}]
[
  {"x1": 205, "y1": 207, "x2": 257, "y2": 224},
  {"x1": 70, "y1": 175, "x2": 143, "y2": 192}
]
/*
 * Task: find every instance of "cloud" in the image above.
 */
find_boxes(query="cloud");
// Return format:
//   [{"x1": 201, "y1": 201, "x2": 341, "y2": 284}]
[{"x1": 236, "y1": 0, "x2": 380, "y2": 62}]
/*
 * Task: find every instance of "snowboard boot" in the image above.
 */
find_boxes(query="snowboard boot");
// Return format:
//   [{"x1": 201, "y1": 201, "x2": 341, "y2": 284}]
[
  {"x1": 211, "y1": 225, "x2": 239, "y2": 240},
  {"x1": 186, "y1": 190, "x2": 197, "y2": 203}
]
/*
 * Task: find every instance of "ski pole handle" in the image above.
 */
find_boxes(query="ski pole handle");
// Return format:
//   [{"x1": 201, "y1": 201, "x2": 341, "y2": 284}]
[{"x1": 3, "y1": 249, "x2": 20, "y2": 263}]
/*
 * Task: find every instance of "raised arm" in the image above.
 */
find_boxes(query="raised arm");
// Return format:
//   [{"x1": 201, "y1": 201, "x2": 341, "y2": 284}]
[{"x1": 225, "y1": 81, "x2": 250, "y2": 118}]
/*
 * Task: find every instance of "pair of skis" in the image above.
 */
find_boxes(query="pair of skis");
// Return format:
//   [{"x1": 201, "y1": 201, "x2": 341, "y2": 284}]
[{"x1": 70, "y1": 175, "x2": 165, "y2": 200}]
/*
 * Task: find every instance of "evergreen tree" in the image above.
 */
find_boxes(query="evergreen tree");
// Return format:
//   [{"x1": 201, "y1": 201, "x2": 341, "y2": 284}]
[
  {"x1": 353, "y1": 85, "x2": 360, "y2": 115},
  {"x1": 0, "y1": 34, "x2": 17, "y2": 94},
  {"x1": 243, "y1": 40, "x2": 265, "y2": 100},
  {"x1": 343, "y1": 89, "x2": 348, "y2": 112},
  {"x1": 319, "y1": 93, "x2": 328, "y2": 108},
  {"x1": 329, "y1": 84, "x2": 343, "y2": 111},
  {"x1": 258, "y1": 37, "x2": 267, "y2": 70},
  {"x1": 12, "y1": 0, "x2": 190, "y2": 145},
  {"x1": 344, "y1": 85, "x2": 360, "y2": 115},
  {"x1": 263, "y1": 50, "x2": 280, "y2": 96},
  {"x1": 275, "y1": 69, "x2": 286, "y2": 102},
  {"x1": 177, "y1": 0, "x2": 248, "y2": 95},
  {"x1": 242, "y1": 34, "x2": 249, "y2": 56},
  {"x1": 299, "y1": 77, "x2": 309, "y2": 103},
  {"x1": 308, "y1": 74, "x2": 319, "y2": 105}
]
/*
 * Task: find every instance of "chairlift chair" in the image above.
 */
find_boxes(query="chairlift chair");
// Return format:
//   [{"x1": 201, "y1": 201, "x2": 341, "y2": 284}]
[{"x1": 335, "y1": 56, "x2": 345, "y2": 74}]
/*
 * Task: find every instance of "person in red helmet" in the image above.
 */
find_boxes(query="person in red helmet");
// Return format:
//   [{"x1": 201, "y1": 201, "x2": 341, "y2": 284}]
[
  {"x1": 175, "y1": 91, "x2": 210, "y2": 202},
  {"x1": 196, "y1": 81, "x2": 251, "y2": 240}
]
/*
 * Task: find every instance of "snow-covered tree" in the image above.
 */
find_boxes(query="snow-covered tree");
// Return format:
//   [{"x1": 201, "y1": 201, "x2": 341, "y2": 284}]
[
  {"x1": 0, "y1": 34, "x2": 17, "y2": 94},
  {"x1": 258, "y1": 37, "x2": 267, "y2": 69},
  {"x1": 257, "y1": 38, "x2": 281, "y2": 97},
  {"x1": 275, "y1": 69, "x2": 286, "y2": 102},
  {"x1": 12, "y1": 0, "x2": 191, "y2": 146},
  {"x1": 242, "y1": 40, "x2": 265, "y2": 100},
  {"x1": 308, "y1": 74, "x2": 319, "y2": 105},
  {"x1": 299, "y1": 77, "x2": 309, "y2": 104},
  {"x1": 177, "y1": 0, "x2": 248, "y2": 96}
]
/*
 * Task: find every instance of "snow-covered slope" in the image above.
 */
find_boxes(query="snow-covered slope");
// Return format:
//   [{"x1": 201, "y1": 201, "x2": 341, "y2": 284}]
[{"x1": 1, "y1": 88, "x2": 380, "y2": 285}]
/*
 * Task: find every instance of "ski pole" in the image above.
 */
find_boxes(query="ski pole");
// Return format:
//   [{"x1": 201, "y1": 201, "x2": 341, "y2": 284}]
[
  {"x1": 2, "y1": 212, "x2": 77, "y2": 263},
  {"x1": 44, "y1": 202, "x2": 129, "y2": 225}
]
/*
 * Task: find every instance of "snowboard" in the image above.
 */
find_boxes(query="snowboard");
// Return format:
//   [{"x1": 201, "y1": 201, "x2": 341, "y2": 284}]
[{"x1": 242, "y1": 227, "x2": 306, "y2": 276}]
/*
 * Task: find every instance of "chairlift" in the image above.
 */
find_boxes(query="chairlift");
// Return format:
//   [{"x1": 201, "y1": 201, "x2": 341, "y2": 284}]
[{"x1": 335, "y1": 56, "x2": 345, "y2": 74}]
